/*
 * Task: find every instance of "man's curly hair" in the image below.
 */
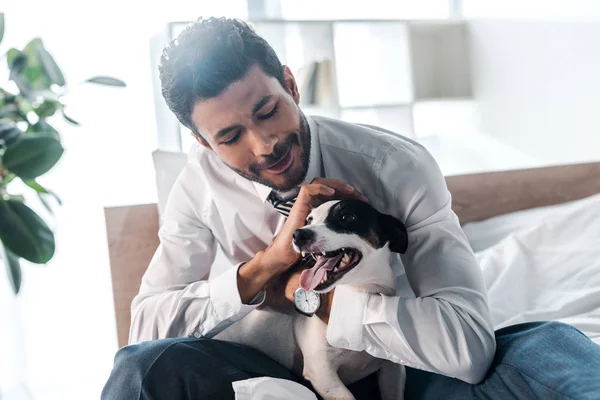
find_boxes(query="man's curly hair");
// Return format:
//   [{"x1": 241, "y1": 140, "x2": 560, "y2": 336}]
[{"x1": 159, "y1": 17, "x2": 287, "y2": 137}]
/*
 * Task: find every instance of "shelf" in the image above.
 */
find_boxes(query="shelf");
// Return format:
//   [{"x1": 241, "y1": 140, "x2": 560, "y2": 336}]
[
  {"x1": 334, "y1": 21, "x2": 414, "y2": 108},
  {"x1": 160, "y1": 19, "x2": 472, "y2": 150},
  {"x1": 341, "y1": 103, "x2": 411, "y2": 110},
  {"x1": 341, "y1": 106, "x2": 414, "y2": 138}
]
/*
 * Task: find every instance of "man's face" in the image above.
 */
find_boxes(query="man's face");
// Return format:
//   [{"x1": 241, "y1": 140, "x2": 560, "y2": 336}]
[{"x1": 191, "y1": 65, "x2": 311, "y2": 192}]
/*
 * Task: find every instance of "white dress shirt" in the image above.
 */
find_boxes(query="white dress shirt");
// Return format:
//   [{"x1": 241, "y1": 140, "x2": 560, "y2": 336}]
[{"x1": 129, "y1": 115, "x2": 496, "y2": 383}]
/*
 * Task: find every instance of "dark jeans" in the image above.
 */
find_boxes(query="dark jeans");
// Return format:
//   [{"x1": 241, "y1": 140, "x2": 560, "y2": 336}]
[{"x1": 102, "y1": 322, "x2": 600, "y2": 399}]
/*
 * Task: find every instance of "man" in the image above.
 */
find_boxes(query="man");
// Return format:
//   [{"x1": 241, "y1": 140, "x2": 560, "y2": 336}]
[{"x1": 102, "y1": 17, "x2": 600, "y2": 400}]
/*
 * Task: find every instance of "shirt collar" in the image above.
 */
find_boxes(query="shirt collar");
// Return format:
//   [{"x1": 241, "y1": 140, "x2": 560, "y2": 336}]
[{"x1": 252, "y1": 115, "x2": 321, "y2": 203}]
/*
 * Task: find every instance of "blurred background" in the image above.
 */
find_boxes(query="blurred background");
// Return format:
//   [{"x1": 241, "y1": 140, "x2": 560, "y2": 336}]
[{"x1": 2, "y1": 1, "x2": 600, "y2": 399}]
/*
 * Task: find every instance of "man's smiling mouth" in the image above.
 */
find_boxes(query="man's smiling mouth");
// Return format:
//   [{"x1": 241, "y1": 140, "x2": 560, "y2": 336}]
[{"x1": 262, "y1": 145, "x2": 293, "y2": 175}]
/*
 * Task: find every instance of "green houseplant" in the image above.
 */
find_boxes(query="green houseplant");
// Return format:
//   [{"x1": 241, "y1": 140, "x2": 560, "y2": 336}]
[{"x1": 0, "y1": 13, "x2": 125, "y2": 294}]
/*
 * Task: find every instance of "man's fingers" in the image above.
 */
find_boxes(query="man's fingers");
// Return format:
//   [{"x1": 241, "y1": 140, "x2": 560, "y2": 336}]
[
  {"x1": 311, "y1": 178, "x2": 355, "y2": 194},
  {"x1": 299, "y1": 183, "x2": 335, "y2": 199},
  {"x1": 311, "y1": 178, "x2": 369, "y2": 202},
  {"x1": 291, "y1": 181, "x2": 369, "y2": 223},
  {"x1": 287, "y1": 184, "x2": 330, "y2": 224}
]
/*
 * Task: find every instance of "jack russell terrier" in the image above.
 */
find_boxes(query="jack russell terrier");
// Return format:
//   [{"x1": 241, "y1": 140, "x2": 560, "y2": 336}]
[{"x1": 214, "y1": 199, "x2": 408, "y2": 400}]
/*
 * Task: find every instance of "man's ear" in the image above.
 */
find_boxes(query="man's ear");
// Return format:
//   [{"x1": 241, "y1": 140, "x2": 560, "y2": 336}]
[
  {"x1": 283, "y1": 65, "x2": 300, "y2": 105},
  {"x1": 378, "y1": 213, "x2": 408, "y2": 254},
  {"x1": 194, "y1": 134, "x2": 212, "y2": 151}
]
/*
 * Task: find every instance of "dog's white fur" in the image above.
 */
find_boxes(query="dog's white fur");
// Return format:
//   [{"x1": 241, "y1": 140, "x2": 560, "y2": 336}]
[{"x1": 214, "y1": 201, "x2": 405, "y2": 400}]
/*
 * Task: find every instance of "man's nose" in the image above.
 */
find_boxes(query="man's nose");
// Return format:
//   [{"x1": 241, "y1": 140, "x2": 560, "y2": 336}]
[
  {"x1": 293, "y1": 229, "x2": 315, "y2": 248},
  {"x1": 249, "y1": 130, "x2": 277, "y2": 156}
]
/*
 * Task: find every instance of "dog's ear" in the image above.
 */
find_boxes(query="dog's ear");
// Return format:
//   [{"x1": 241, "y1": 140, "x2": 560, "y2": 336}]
[{"x1": 379, "y1": 213, "x2": 408, "y2": 254}]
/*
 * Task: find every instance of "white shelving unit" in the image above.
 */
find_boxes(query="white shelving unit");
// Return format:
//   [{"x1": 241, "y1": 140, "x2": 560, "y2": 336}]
[{"x1": 155, "y1": 18, "x2": 472, "y2": 152}]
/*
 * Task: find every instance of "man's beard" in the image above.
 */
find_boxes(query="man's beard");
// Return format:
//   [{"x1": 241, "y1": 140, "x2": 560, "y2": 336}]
[{"x1": 227, "y1": 112, "x2": 311, "y2": 192}]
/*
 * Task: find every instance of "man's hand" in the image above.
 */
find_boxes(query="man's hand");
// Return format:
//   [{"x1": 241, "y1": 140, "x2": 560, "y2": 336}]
[
  {"x1": 283, "y1": 269, "x2": 335, "y2": 324},
  {"x1": 238, "y1": 178, "x2": 368, "y2": 304},
  {"x1": 262, "y1": 178, "x2": 368, "y2": 274}
]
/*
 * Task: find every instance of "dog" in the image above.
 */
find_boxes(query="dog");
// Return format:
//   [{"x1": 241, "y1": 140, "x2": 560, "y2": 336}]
[{"x1": 214, "y1": 199, "x2": 408, "y2": 400}]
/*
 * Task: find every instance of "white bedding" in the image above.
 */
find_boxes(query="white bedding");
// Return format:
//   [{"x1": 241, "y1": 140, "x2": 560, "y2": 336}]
[
  {"x1": 152, "y1": 148, "x2": 600, "y2": 397},
  {"x1": 232, "y1": 193, "x2": 600, "y2": 397},
  {"x1": 476, "y1": 192, "x2": 600, "y2": 344}
]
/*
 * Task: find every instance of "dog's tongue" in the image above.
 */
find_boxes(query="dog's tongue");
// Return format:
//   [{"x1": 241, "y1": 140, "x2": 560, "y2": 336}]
[{"x1": 299, "y1": 253, "x2": 343, "y2": 291}]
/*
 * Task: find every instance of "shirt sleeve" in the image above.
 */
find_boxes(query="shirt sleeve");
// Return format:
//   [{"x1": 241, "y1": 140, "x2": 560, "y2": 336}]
[
  {"x1": 128, "y1": 175, "x2": 264, "y2": 344},
  {"x1": 326, "y1": 142, "x2": 496, "y2": 384}
]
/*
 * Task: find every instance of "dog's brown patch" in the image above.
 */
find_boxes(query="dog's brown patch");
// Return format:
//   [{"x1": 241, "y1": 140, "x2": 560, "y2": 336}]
[
  {"x1": 365, "y1": 229, "x2": 381, "y2": 248},
  {"x1": 259, "y1": 257, "x2": 316, "y2": 311}
]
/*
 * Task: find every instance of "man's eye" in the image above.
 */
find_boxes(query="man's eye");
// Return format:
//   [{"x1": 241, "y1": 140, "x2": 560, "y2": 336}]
[
  {"x1": 257, "y1": 104, "x2": 279, "y2": 121},
  {"x1": 222, "y1": 132, "x2": 241, "y2": 146}
]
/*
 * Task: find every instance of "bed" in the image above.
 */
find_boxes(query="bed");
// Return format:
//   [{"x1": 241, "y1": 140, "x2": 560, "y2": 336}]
[{"x1": 104, "y1": 159, "x2": 600, "y2": 349}]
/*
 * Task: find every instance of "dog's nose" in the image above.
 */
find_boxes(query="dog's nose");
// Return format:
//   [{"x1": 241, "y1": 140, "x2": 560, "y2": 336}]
[{"x1": 293, "y1": 229, "x2": 314, "y2": 247}]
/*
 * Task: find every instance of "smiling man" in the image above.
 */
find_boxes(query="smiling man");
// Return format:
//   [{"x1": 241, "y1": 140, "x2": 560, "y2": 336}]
[{"x1": 102, "y1": 17, "x2": 600, "y2": 400}]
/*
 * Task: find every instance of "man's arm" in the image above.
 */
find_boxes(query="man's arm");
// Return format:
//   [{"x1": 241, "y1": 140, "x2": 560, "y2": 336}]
[
  {"x1": 129, "y1": 173, "x2": 364, "y2": 344},
  {"x1": 128, "y1": 176, "x2": 270, "y2": 344},
  {"x1": 325, "y1": 144, "x2": 496, "y2": 384}
]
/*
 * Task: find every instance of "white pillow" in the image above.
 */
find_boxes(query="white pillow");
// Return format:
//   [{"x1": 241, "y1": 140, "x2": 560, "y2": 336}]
[
  {"x1": 462, "y1": 194, "x2": 599, "y2": 253},
  {"x1": 152, "y1": 149, "x2": 188, "y2": 216},
  {"x1": 152, "y1": 148, "x2": 232, "y2": 279},
  {"x1": 475, "y1": 191, "x2": 600, "y2": 344}
]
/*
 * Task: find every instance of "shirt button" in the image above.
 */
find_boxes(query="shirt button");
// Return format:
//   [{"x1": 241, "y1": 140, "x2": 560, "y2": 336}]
[
  {"x1": 339, "y1": 339, "x2": 349, "y2": 347},
  {"x1": 193, "y1": 331, "x2": 201, "y2": 338}
]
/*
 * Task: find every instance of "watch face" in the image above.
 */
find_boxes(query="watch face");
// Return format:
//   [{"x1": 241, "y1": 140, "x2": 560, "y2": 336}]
[{"x1": 293, "y1": 288, "x2": 320, "y2": 315}]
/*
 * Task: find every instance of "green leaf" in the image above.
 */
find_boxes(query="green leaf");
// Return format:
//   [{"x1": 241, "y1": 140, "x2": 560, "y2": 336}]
[
  {"x1": 7, "y1": 49, "x2": 26, "y2": 73},
  {"x1": 7, "y1": 49, "x2": 32, "y2": 96},
  {"x1": 34, "y1": 99, "x2": 59, "y2": 118},
  {"x1": 36, "y1": 192, "x2": 54, "y2": 215},
  {"x1": 0, "y1": 119, "x2": 22, "y2": 147},
  {"x1": 37, "y1": 46, "x2": 65, "y2": 86},
  {"x1": 23, "y1": 179, "x2": 61, "y2": 205},
  {"x1": 0, "y1": 13, "x2": 5, "y2": 46},
  {"x1": 0, "y1": 199, "x2": 55, "y2": 263},
  {"x1": 22, "y1": 38, "x2": 43, "y2": 59},
  {"x1": 2, "y1": 135, "x2": 64, "y2": 180},
  {"x1": 62, "y1": 111, "x2": 80, "y2": 126},
  {"x1": 18, "y1": 39, "x2": 52, "y2": 91},
  {"x1": 17, "y1": 96, "x2": 34, "y2": 115},
  {"x1": 2, "y1": 245, "x2": 22, "y2": 294},
  {"x1": 85, "y1": 76, "x2": 126, "y2": 87},
  {"x1": 28, "y1": 120, "x2": 60, "y2": 140},
  {"x1": 23, "y1": 179, "x2": 49, "y2": 193},
  {"x1": 6, "y1": 49, "x2": 17, "y2": 68}
]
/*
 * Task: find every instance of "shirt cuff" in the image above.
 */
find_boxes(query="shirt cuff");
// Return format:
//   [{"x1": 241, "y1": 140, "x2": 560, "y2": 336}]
[
  {"x1": 326, "y1": 286, "x2": 370, "y2": 351},
  {"x1": 210, "y1": 262, "x2": 266, "y2": 323}
]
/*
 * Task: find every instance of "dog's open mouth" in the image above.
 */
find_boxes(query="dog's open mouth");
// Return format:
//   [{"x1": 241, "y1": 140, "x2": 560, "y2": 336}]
[{"x1": 299, "y1": 248, "x2": 363, "y2": 291}]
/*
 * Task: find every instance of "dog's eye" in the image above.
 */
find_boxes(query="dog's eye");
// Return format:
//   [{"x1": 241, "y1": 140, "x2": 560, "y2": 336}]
[
  {"x1": 306, "y1": 217, "x2": 313, "y2": 225},
  {"x1": 341, "y1": 213, "x2": 356, "y2": 222}
]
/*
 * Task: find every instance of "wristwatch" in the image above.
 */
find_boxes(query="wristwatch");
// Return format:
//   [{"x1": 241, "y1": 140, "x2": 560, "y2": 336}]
[{"x1": 293, "y1": 287, "x2": 321, "y2": 317}]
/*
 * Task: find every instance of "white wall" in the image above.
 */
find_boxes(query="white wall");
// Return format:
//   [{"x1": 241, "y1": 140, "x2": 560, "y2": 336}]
[
  {"x1": 468, "y1": 19, "x2": 600, "y2": 165},
  {"x1": 463, "y1": 0, "x2": 600, "y2": 20},
  {"x1": 0, "y1": 2, "x2": 246, "y2": 399}
]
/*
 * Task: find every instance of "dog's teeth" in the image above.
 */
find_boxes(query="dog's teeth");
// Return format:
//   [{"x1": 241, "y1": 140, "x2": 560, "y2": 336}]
[
  {"x1": 301, "y1": 251, "x2": 306, "y2": 257},
  {"x1": 321, "y1": 252, "x2": 326, "y2": 256}
]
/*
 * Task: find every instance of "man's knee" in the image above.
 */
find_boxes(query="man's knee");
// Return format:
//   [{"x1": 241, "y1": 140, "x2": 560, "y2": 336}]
[
  {"x1": 491, "y1": 321, "x2": 600, "y2": 399},
  {"x1": 102, "y1": 338, "x2": 213, "y2": 400},
  {"x1": 496, "y1": 321, "x2": 587, "y2": 357}
]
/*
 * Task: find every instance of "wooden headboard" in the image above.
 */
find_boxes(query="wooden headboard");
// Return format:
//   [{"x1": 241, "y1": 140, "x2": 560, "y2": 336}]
[{"x1": 105, "y1": 161, "x2": 600, "y2": 348}]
